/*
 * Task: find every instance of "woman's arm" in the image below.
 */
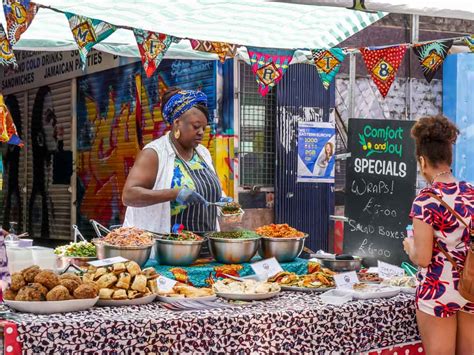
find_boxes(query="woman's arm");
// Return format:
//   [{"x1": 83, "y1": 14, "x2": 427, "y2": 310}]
[
  {"x1": 404, "y1": 218, "x2": 434, "y2": 268},
  {"x1": 122, "y1": 149, "x2": 179, "y2": 208}
]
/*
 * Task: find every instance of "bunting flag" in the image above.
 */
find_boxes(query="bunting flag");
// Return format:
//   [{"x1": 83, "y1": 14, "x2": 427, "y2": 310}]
[
  {"x1": 134, "y1": 29, "x2": 178, "y2": 78},
  {"x1": 0, "y1": 24, "x2": 17, "y2": 68},
  {"x1": 3, "y1": 0, "x2": 38, "y2": 45},
  {"x1": 0, "y1": 95, "x2": 23, "y2": 147},
  {"x1": 309, "y1": 48, "x2": 347, "y2": 90},
  {"x1": 65, "y1": 13, "x2": 116, "y2": 69},
  {"x1": 360, "y1": 46, "x2": 407, "y2": 98},
  {"x1": 413, "y1": 40, "x2": 453, "y2": 83},
  {"x1": 464, "y1": 35, "x2": 474, "y2": 52},
  {"x1": 190, "y1": 40, "x2": 238, "y2": 63},
  {"x1": 246, "y1": 47, "x2": 294, "y2": 97}
]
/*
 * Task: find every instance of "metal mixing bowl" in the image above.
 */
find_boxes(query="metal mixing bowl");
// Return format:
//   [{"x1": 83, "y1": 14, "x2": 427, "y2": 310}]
[
  {"x1": 56, "y1": 256, "x2": 97, "y2": 270},
  {"x1": 154, "y1": 237, "x2": 206, "y2": 266},
  {"x1": 92, "y1": 239, "x2": 153, "y2": 267},
  {"x1": 258, "y1": 235, "x2": 308, "y2": 262},
  {"x1": 208, "y1": 235, "x2": 260, "y2": 264},
  {"x1": 316, "y1": 257, "x2": 363, "y2": 272}
]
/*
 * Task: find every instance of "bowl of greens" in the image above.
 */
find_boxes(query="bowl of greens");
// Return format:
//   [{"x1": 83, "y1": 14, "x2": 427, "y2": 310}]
[
  {"x1": 54, "y1": 241, "x2": 97, "y2": 269},
  {"x1": 207, "y1": 230, "x2": 260, "y2": 264}
]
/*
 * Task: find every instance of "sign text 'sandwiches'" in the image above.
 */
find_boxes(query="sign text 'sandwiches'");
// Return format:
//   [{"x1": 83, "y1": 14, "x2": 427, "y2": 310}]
[{"x1": 344, "y1": 118, "x2": 417, "y2": 266}]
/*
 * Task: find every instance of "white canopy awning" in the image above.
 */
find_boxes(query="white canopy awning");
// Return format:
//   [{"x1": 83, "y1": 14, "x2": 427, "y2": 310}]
[
  {"x1": 3, "y1": 0, "x2": 386, "y2": 61},
  {"x1": 269, "y1": 0, "x2": 474, "y2": 20}
]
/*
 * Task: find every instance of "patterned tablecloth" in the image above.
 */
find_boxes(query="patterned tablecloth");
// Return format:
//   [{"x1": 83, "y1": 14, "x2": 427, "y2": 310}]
[
  {"x1": 2, "y1": 293, "x2": 419, "y2": 354},
  {"x1": 145, "y1": 258, "x2": 315, "y2": 287}
]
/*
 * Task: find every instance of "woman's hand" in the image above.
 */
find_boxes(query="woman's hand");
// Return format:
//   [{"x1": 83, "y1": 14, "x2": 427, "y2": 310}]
[
  {"x1": 403, "y1": 237, "x2": 414, "y2": 255},
  {"x1": 219, "y1": 197, "x2": 233, "y2": 203},
  {"x1": 176, "y1": 188, "x2": 207, "y2": 205}
]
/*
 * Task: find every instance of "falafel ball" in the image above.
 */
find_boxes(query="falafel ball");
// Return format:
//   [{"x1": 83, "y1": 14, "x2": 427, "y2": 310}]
[
  {"x1": 10, "y1": 273, "x2": 26, "y2": 291},
  {"x1": 29, "y1": 283, "x2": 49, "y2": 298},
  {"x1": 59, "y1": 279, "x2": 81, "y2": 294},
  {"x1": 3, "y1": 288, "x2": 17, "y2": 301},
  {"x1": 34, "y1": 270, "x2": 60, "y2": 290},
  {"x1": 46, "y1": 285, "x2": 72, "y2": 301},
  {"x1": 59, "y1": 273, "x2": 82, "y2": 284},
  {"x1": 15, "y1": 285, "x2": 45, "y2": 301},
  {"x1": 73, "y1": 283, "x2": 99, "y2": 299},
  {"x1": 21, "y1": 265, "x2": 41, "y2": 283}
]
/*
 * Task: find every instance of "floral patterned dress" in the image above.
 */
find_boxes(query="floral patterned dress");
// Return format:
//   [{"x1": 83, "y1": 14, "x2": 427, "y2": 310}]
[{"x1": 410, "y1": 181, "x2": 474, "y2": 317}]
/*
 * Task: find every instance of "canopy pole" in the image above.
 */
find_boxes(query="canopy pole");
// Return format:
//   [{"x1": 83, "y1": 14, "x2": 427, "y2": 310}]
[
  {"x1": 408, "y1": 14, "x2": 419, "y2": 120},
  {"x1": 348, "y1": 52, "x2": 356, "y2": 118}
]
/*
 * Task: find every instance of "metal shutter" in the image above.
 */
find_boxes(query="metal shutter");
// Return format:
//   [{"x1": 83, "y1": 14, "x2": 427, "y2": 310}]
[{"x1": 26, "y1": 80, "x2": 73, "y2": 240}]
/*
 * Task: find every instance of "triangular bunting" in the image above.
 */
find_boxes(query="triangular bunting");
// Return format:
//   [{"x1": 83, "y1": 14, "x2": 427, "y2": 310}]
[
  {"x1": 134, "y1": 29, "x2": 178, "y2": 78},
  {"x1": 0, "y1": 24, "x2": 17, "y2": 68},
  {"x1": 0, "y1": 94, "x2": 23, "y2": 147},
  {"x1": 413, "y1": 40, "x2": 453, "y2": 83},
  {"x1": 3, "y1": 0, "x2": 38, "y2": 45},
  {"x1": 310, "y1": 48, "x2": 347, "y2": 90},
  {"x1": 464, "y1": 35, "x2": 474, "y2": 52},
  {"x1": 246, "y1": 47, "x2": 294, "y2": 97},
  {"x1": 190, "y1": 40, "x2": 238, "y2": 63},
  {"x1": 360, "y1": 45, "x2": 407, "y2": 98},
  {"x1": 65, "y1": 13, "x2": 116, "y2": 69}
]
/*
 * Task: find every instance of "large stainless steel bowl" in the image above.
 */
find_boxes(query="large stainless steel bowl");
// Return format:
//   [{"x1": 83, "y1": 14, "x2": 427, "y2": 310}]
[
  {"x1": 155, "y1": 237, "x2": 205, "y2": 266},
  {"x1": 316, "y1": 257, "x2": 363, "y2": 272},
  {"x1": 92, "y1": 239, "x2": 153, "y2": 267},
  {"x1": 208, "y1": 235, "x2": 260, "y2": 264},
  {"x1": 258, "y1": 235, "x2": 307, "y2": 262},
  {"x1": 56, "y1": 256, "x2": 97, "y2": 270}
]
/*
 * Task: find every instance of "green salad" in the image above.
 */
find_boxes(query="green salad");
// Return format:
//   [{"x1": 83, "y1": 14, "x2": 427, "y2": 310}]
[
  {"x1": 54, "y1": 241, "x2": 97, "y2": 257},
  {"x1": 209, "y1": 230, "x2": 260, "y2": 240}
]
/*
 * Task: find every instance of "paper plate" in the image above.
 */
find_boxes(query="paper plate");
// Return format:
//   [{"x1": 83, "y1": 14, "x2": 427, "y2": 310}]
[
  {"x1": 156, "y1": 294, "x2": 217, "y2": 303},
  {"x1": 280, "y1": 285, "x2": 335, "y2": 293},
  {"x1": 96, "y1": 294, "x2": 156, "y2": 307},
  {"x1": 5, "y1": 297, "x2": 99, "y2": 314},
  {"x1": 215, "y1": 290, "x2": 280, "y2": 301},
  {"x1": 347, "y1": 286, "x2": 400, "y2": 300},
  {"x1": 398, "y1": 287, "x2": 416, "y2": 294}
]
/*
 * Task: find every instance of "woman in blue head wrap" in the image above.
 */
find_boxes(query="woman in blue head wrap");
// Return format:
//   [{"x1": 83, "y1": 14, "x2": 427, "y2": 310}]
[{"x1": 122, "y1": 87, "x2": 231, "y2": 236}]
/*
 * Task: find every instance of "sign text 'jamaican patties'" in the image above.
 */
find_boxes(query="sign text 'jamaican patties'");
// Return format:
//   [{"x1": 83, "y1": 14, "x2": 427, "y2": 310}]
[{"x1": 344, "y1": 119, "x2": 416, "y2": 266}]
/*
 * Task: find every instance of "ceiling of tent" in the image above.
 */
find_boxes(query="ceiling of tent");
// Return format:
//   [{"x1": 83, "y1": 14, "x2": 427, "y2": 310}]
[{"x1": 2, "y1": 0, "x2": 386, "y2": 61}]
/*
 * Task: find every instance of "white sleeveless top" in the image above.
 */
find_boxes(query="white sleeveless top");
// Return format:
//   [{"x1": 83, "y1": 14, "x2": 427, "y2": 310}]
[{"x1": 123, "y1": 133, "x2": 217, "y2": 234}]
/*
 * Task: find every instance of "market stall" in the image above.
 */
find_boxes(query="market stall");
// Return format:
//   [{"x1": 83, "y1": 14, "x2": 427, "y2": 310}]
[{"x1": 1, "y1": 292, "x2": 418, "y2": 354}]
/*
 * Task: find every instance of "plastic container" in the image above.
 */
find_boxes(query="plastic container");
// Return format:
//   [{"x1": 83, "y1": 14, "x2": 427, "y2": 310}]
[
  {"x1": 217, "y1": 209, "x2": 245, "y2": 232},
  {"x1": 320, "y1": 289, "x2": 353, "y2": 305},
  {"x1": 18, "y1": 239, "x2": 33, "y2": 248},
  {"x1": 406, "y1": 225, "x2": 414, "y2": 239},
  {"x1": 6, "y1": 247, "x2": 33, "y2": 273},
  {"x1": 31, "y1": 247, "x2": 57, "y2": 270}
]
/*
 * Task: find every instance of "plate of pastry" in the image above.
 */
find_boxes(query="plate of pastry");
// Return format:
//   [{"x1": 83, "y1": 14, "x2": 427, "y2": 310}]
[
  {"x1": 156, "y1": 283, "x2": 216, "y2": 303},
  {"x1": 83, "y1": 261, "x2": 158, "y2": 307},
  {"x1": 212, "y1": 279, "x2": 281, "y2": 301}
]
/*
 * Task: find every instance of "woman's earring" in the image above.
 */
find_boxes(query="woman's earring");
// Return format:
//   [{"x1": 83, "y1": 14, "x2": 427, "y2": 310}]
[{"x1": 174, "y1": 129, "x2": 181, "y2": 140}]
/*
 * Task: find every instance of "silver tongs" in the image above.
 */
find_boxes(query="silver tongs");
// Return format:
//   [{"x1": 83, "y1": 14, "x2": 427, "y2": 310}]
[
  {"x1": 72, "y1": 224, "x2": 87, "y2": 242},
  {"x1": 89, "y1": 219, "x2": 111, "y2": 238}
]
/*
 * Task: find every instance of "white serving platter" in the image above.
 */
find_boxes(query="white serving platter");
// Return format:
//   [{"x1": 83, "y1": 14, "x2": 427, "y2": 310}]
[
  {"x1": 215, "y1": 290, "x2": 280, "y2": 301},
  {"x1": 5, "y1": 297, "x2": 99, "y2": 314},
  {"x1": 96, "y1": 294, "x2": 156, "y2": 307}
]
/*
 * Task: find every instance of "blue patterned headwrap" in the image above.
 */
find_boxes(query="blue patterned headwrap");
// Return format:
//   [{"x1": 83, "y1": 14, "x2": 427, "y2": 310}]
[{"x1": 162, "y1": 90, "x2": 208, "y2": 125}]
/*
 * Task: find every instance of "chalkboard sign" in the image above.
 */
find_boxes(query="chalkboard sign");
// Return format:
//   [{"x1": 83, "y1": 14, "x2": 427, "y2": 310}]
[{"x1": 344, "y1": 118, "x2": 417, "y2": 266}]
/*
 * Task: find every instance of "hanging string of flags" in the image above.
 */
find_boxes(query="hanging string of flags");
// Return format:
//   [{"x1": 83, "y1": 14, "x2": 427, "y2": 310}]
[{"x1": 0, "y1": 0, "x2": 473, "y2": 105}]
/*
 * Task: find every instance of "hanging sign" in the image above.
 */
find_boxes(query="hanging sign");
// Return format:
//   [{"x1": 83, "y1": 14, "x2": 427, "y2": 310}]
[
  {"x1": 360, "y1": 46, "x2": 407, "y2": 98},
  {"x1": 343, "y1": 118, "x2": 417, "y2": 266},
  {"x1": 134, "y1": 29, "x2": 178, "y2": 78},
  {"x1": 3, "y1": 0, "x2": 38, "y2": 45},
  {"x1": 309, "y1": 48, "x2": 347, "y2": 90},
  {"x1": 65, "y1": 13, "x2": 116, "y2": 69},
  {"x1": 413, "y1": 40, "x2": 453, "y2": 83},
  {"x1": 297, "y1": 121, "x2": 335, "y2": 183},
  {"x1": 247, "y1": 47, "x2": 294, "y2": 97},
  {"x1": 190, "y1": 40, "x2": 238, "y2": 63}
]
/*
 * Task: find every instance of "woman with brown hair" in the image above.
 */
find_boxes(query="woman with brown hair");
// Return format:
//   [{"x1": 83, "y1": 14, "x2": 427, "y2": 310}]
[{"x1": 403, "y1": 115, "x2": 473, "y2": 354}]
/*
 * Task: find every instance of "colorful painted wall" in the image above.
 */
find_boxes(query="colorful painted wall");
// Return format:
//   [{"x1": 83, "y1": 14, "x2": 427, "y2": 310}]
[{"x1": 76, "y1": 60, "x2": 223, "y2": 232}]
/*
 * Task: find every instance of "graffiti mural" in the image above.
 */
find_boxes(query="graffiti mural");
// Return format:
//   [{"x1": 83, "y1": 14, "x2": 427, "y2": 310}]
[{"x1": 77, "y1": 60, "x2": 218, "y2": 231}]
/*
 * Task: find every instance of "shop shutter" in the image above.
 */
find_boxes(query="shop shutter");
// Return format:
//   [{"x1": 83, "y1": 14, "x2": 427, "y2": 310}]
[{"x1": 26, "y1": 80, "x2": 73, "y2": 240}]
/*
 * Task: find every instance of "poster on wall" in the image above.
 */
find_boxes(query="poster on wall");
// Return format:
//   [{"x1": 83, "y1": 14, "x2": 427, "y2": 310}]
[
  {"x1": 343, "y1": 118, "x2": 416, "y2": 266},
  {"x1": 297, "y1": 121, "x2": 335, "y2": 183}
]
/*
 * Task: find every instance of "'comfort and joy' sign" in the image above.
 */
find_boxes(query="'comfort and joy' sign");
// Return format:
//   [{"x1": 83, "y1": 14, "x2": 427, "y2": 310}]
[{"x1": 344, "y1": 118, "x2": 416, "y2": 266}]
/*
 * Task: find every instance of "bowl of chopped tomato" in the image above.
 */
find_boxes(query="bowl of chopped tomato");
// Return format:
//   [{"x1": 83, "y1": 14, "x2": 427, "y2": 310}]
[
  {"x1": 256, "y1": 224, "x2": 308, "y2": 262},
  {"x1": 154, "y1": 231, "x2": 206, "y2": 266}
]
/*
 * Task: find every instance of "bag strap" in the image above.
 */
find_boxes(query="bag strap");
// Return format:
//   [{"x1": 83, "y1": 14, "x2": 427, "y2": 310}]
[{"x1": 426, "y1": 192, "x2": 471, "y2": 272}]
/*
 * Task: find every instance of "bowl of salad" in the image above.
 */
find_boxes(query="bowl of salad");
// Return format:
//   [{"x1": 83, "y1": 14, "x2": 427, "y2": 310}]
[
  {"x1": 54, "y1": 241, "x2": 97, "y2": 269},
  {"x1": 154, "y1": 231, "x2": 206, "y2": 266},
  {"x1": 207, "y1": 231, "x2": 260, "y2": 264}
]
